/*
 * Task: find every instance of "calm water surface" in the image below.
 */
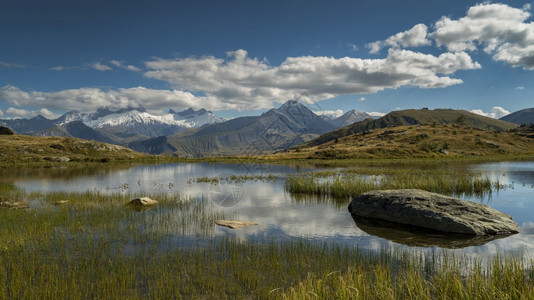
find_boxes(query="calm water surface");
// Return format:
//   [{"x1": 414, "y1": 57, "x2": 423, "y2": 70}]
[{"x1": 4, "y1": 161, "x2": 534, "y2": 259}]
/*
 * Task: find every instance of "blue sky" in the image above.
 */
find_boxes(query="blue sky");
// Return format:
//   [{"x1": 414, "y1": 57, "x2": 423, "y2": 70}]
[{"x1": 1, "y1": 0, "x2": 533, "y2": 119}]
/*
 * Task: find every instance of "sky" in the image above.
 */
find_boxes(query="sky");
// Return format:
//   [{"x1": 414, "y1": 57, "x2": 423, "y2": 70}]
[{"x1": 1, "y1": 0, "x2": 534, "y2": 120}]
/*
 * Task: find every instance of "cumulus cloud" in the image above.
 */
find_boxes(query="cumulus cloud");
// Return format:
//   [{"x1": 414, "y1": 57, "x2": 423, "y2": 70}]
[
  {"x1": 432, "y1": 3, "x2": 534, "y2": 69},
  {"x1": 0, "y1": 46, "x2": 481, "y2": 115},
  {"x1": 366, "y1": 3, "x2": 534, "y2": 70},
  {"x1": 0, "y1": 85, "x2": 226, "y2": 113},
  {"x1": 368, "y1": 24, "x2": 431, "y2": 54},
  {"x1": 144, "y1": 48, "x2": 479, "y2": 110},
  {"x1": 516, "y1": 86, "x2": 525, "y2": 90},
  {"x1": 111, "y1": 60, "x2": 142, "y2": 72},
  {"x1": 91, "y1": 62, "x2": 112, "y2": 71},
  {"x1": 6, "y1": 107, "x2": 59, "y2": 119},
  {"x1": 359, "y1": 96, "x2": 366, "y2": 101},
  {"x1": 470, "y1": 106, "x2": 510, "y2": 119}
]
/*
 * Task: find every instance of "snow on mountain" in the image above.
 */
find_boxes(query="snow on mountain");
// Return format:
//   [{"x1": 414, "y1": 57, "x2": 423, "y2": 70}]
[
  {"x1": 57, "y1": 107, "x2": 224, "y2": 130},
  {"x1": 315, "y1": 110, "x2": 344, "y2": 120}
]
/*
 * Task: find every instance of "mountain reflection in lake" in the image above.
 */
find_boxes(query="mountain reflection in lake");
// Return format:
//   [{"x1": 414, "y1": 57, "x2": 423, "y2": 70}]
[{"x1": 5, "y1": 161, "x2": 534, "y2": 260}]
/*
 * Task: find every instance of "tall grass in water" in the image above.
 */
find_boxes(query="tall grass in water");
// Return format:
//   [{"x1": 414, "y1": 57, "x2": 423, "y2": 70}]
[
  {"x1": 286, "y1": 169, "x2": 499, "y2": 200},
  {"x1": 1, "y1": 190, "x2": 532, "y2": 298}
]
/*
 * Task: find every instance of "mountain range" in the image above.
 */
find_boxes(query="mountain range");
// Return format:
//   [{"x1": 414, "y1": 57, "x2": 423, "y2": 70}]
[
  {"x1": 0, "y1": 101, "x2": 373, "y2": 156},
  {"x1": 0, "y1": 107, "x2": 225, "y2": 144},
  {"x1": 1, "y1": 102, "x2": 530, "y2": 158},
  {"x1": 129, "y1": 100, "x2": 359, "y2": 157}
]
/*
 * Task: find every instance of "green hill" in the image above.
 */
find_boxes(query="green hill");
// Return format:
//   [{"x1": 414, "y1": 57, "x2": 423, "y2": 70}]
[
  {"x1": 0, "y1": 134, "x2": 146, "y2": 164},
  {"x1": 305, "y1": 109, "x2": 518, "y2": 147}
]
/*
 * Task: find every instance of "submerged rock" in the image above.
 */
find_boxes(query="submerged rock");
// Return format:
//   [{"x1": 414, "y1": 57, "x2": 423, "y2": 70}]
[
  {"x1": 348, "y1": 189, "x2": 519, "y2": 236},
  {"x1": 215, "y1": 220, "x2": 258, "y2": 229},
  {"x1": 128, "y1": 197, "x2": 158, "y2": 206},
  {"x1": 0, "y1": 201, "x2": 28, "y2": 209}
]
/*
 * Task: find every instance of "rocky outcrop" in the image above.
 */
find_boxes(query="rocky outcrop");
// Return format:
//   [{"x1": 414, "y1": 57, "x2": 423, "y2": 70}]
[
  {"x1": 0, "y1": 126, "x2": 14, "y2": 135},
  {"x1": 348, "y1": 189, "x2": 519, "y2": 235}
]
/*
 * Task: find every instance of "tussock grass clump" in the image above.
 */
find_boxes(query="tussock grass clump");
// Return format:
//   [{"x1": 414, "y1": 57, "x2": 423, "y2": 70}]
[{"x1": 286, "y1": 169, "x2": 499, "y2": 201}]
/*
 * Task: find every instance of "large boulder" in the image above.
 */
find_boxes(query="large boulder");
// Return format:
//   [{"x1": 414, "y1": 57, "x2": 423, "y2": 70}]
[
  {"x1": 0, "y1": 126, "x2": 14, "y2": 135},
  {"x1": 348, "y1": 189, "x2": 519, "y2": 235}
]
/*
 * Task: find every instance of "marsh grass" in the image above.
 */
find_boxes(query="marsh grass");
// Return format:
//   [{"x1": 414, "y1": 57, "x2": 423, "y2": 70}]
[
  {"x1": 1, "y1": 190, "x2": 532, "y2": 298},
  {"x1": 286, "y1": 169, "x2": 501, "y2": 201}
]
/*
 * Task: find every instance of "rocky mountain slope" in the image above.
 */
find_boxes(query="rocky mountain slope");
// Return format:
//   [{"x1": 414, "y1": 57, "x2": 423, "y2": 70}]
[
  {"x1": 0, "y1": 107, "x2": 225, "y2": 144},
  {"x1": 500, "y1": 107, "x2": 534, "y2": 125},
  {"x1": 129, "y1": 100, "x2": 338, "y2": 157}
]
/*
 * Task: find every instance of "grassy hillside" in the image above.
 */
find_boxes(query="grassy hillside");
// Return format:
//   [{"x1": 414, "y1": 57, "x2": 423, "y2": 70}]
[
  {"x1": 0, "y1": 134, "x2": 147, "y2": 164},
  {"x1": 307, "y1": 109, "x2": 518, "y2": 147},
  {"x1": 270, "y1": 124, "x2": 534, "y2": 160}
]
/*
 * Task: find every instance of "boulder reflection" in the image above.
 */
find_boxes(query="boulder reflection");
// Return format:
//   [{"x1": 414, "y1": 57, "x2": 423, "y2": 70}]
[{"x1": 352, "y1": 216, "x2": 515, "y2": 249}]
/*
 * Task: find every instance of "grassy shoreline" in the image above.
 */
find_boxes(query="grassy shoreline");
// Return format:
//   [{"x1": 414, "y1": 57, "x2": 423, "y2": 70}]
[{"x1": 1, "y1": 190, "x2": 533, "y2": 298}]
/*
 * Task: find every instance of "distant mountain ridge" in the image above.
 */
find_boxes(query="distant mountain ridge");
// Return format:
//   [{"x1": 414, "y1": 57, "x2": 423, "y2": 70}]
[
  {"x1": 0, "y1": 107, "x2": 225, "y2": 144},
  {"x1": 305, "y1": 108, "x2": 519, "y2": 147},
  {"x1": 129, "y1": 100, "x2": 339, "y2": 157},
  {"x1": 500, "y1": 107, "x2": 534, "y2": 125}
]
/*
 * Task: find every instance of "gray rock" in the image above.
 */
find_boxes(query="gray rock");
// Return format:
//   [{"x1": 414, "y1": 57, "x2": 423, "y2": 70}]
[
  {"x1": 348, "y1": 189, "x2": 519, "y2": 235},
  {"x1": 215, "y1": 220, "x2": 258, "y2": 229},
  {"x1": 128, "y1": 197, "x2": 158, "y2": 206},
  {"x1": 52, "y1": 156, "x2": 70, "y2": 162}
]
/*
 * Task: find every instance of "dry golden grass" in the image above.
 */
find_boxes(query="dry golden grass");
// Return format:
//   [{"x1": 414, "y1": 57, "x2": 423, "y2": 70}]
[
  {"x1": 268, "y1": 124, "x2": 534, "y2": 160},
  {"x1": 0, "y1": 134, "x2": 147, "y2": 164}
]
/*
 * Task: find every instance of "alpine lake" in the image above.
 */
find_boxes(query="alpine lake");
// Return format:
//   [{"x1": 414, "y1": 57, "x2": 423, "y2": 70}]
[{"x1": 1, "y1": 160, "x2": 534, "y2": 298}]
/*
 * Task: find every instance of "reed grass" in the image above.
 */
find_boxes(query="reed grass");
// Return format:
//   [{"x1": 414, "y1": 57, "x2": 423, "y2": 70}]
[
  {"x1": 286, "y1": 169, "x2": 501, "y2": 201},
  {"x1": 1, "y1": 190, "x2": 532, "y2": 298}
]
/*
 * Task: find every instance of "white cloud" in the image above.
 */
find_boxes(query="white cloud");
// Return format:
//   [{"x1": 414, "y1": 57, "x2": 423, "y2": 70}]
[
  {"x1": 0, "y1": 109, "x2": 3, "y2": 116},
  {"x1": 5, "y1": 107, "x2": 59, "y2": 119},
  {"x1": 51, "y1": 66, "x2": 70, "y2": 71},
  {"x1": 0, "y1": 61, "x2": 25, "y2": 68},
  {"x1": 470, "y1": 106, "x2": 510, "y2": 119},
  {"x1": 366, "y1": 3, "x2": 534, "y2": 70},
  {"x1": 314, "y1": 110, "x2": 344, "y2": 118},
  {"x1": 359, "y1": 96, "x2": 366, "y2": 101},
  {"x1": 368, "y1": 24, "x2": 431, "y2": 54},
  {"x1": 516, "y1": 86, "x2": 525, "y2": 90},
  {"x1": 347, "y1": 43, "x2": 358, "y2": 51},
  {"x1": 367, "y1": 111, "x2": 387, "y2": 117},
  {"x1": 111, "y1": 60, "x2": 141, "y2": 72},
  {"x1": 144, "y1": 48, "x2": 479, "y2": 110},
  {"x1": 432, "y1": 3, "x2": 534, "y2": 69},
  {"x1": 91, "y1": 62, "x2": 112, "y2": 71},
  {"x1": 0, "y1": 85, "x2": 225, "y2": 113}
]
